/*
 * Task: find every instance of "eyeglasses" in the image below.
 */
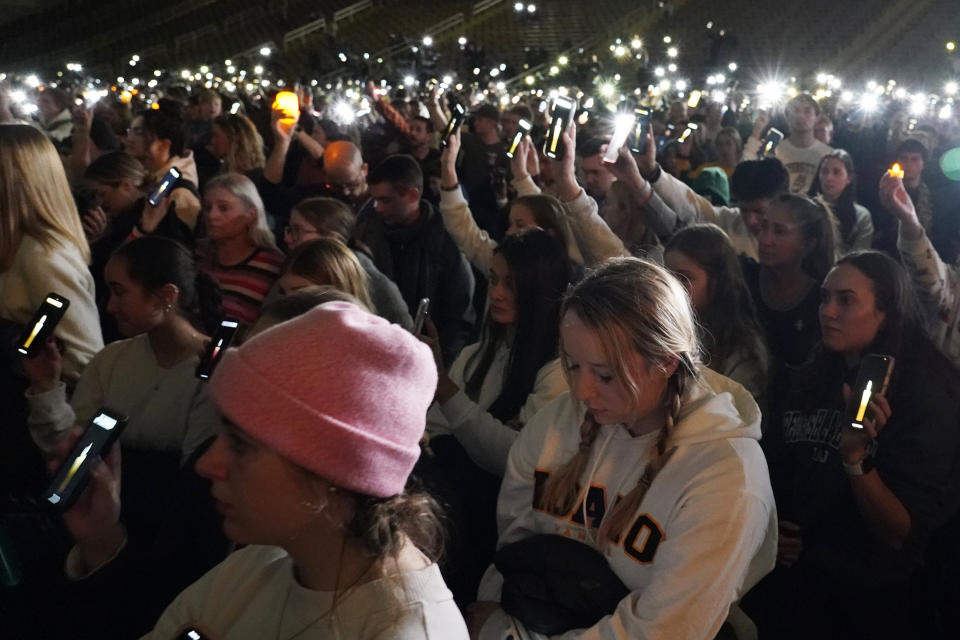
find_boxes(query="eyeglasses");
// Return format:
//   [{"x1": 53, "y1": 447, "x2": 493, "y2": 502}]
[
  {"x1": 284, "y1": 225, "x2": 320, "y2": 240},
  {"x1": 324, "y1": 175, "x2": 366, "y2": 197}
]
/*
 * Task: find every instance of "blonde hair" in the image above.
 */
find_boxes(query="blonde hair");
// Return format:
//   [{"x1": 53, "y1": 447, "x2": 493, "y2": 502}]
[
  {"x1": 0, "y1": 125, "x2": 90, "y2": 269},
  {"x1": 213, "y1": 114, "x2": 265, "y2": 175},
  {"x1": 204, "y1": 173, "x2": 278, "y2": 251},
  {"x1": 282, "y1": 238, "x2": 374, "y2": 312},
  {"x1": 542, "y1": 257, "x2": 701, "y2": 543}
]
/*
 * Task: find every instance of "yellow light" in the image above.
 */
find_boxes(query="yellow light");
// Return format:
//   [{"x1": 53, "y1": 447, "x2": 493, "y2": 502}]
[
  {"x1": 272, "y1": 91, "x2": 300, "y2": 124},
  {"x1": 948, "y1": 42, "x2": 956, "y2": 52},
  {"x1": 854, "y1": 381, "x2": 873, "y2": 422},
  {"x1": 888, "y1": 163, "x2": 904, "y2": 179}
]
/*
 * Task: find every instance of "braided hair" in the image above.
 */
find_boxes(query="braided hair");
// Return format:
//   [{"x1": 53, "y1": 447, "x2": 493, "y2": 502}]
[{"x1": 540, "y1": 257, "x2": 701, "y2": 544}]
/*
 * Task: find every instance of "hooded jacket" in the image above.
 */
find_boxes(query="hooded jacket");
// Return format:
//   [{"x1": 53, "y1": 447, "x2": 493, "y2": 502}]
[{"x1": 479, "y1": 367, "x2": 777, "y2": 640}]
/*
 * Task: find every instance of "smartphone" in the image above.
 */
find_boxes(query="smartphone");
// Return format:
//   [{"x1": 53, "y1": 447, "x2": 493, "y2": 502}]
[
  {"x1": 506, "y1": 118, "x2": 532, "y2": 159},
  {"x1": 147, "y1": 167, "x2": 182, "y2": 207},
  {"x1": 413, "y1": 298, "x2": 430, "y2": 334},
  {"x1": 75, "y1": 188, "x2": 102, "y2": 215},
  {"x1": 17, "y1": 294, "x2": 70, "y2": 357},
  {"x1": 677, "y1": 122, "x2": 699, "y2": 143},
  {"x1": 628, "y1": 108, "x2": 651, "y2": 154},
  {"x1": 441, "y1": 103, "x2": 466, "y2": 149},
  {"x1": 544, "y1": 96, "x2": 577, "y2": 160},
  {"x1": 687, "y1": 90, "x2": 703, "y2": 109},
  {"x1": 43, "y1": 409, "x2": 128, "y2": 510},
  {"x1": 848, "y1": 354, "x2": 895, "y2": 429},
  {"x1": 196, "y1": 319, "x2": 240, "y2": 380},
  {"x1": 230, "y1": 102, "x2": 242, "y2": 114},
  {"x1": 760, "y1": 127, "x2": 784, "y2": 157},
  {"x1": 603, "y1": 112, "x2": 637, "y2": 164},
  {"x1": 657, "y1": 123, "x2": 676, "y2": 152}
]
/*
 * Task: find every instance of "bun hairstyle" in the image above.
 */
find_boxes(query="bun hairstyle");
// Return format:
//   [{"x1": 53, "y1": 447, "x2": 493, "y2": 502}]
[
  {"x1": 111, "y1": 236, "x2": 223, "y2": 334},
  {"x1": 541, "y1": 257, "x2": 701, "y2": 543}
]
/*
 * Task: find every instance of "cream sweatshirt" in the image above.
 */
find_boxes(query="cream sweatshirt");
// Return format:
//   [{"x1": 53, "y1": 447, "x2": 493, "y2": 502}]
[
  {"x1": 145, "y1": 544, "x2": 469, "y2": 639},
  {"x1": 478, "y1": 368, "x2": 777, "y2": 640},
  {"x1": 651, "y1": 169, "x2": 758, "y2": 260},
  {"x1": 0, "y1": 234, "x2": 103, "y2": 380},
  {"x1": 26, "y1": 333, "x2": 218, "y2": 464},
  {"x1": 427, "y1": 340, "x2": 568, "y2": 476}
]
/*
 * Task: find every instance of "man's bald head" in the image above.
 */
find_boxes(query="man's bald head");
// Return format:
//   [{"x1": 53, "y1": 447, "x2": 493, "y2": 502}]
[{"x1": 323, "y1": 141, "x2": 368, "y2": 200}]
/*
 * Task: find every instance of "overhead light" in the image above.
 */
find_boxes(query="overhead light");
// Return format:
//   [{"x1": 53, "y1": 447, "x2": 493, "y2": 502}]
[{"x1": 260, "y1": 47, "x2": 271, "y2": 56}]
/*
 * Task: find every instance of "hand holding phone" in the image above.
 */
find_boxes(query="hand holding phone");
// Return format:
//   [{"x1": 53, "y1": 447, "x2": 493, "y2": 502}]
[
  {"x1": 148, "y1": 167, "x2": 182, "y2": 207},
  {"x1": 603, "y1": 112, "x2": 637, "y2": 164},
  {"x1": 506, "y1": 119, "x2": 532, "y2": 159},
  {"x1": 442, "y1": 103, "x2": 467, "y2": 149},
  {"x1": 413, "y1": 298, "x2": 430, "y2": 334},
  {"x1": 846, "y1": 354, "x2": 895, "y2": 431},
  {"x1": 759, "y1": 128, "x2": 784, "y2": 158},
  {"x1": 197, "y1": 320, "x2": 240, "y2": 379},
  {"x1": 544, "y1": 96, "x2": 577, "y2": 160},
  {"x1": 44, "y1": 410, "x2": 128, "y2": 511},
  {"x1": 17, "y1": 294, "x2": 69, "y2": 358}
]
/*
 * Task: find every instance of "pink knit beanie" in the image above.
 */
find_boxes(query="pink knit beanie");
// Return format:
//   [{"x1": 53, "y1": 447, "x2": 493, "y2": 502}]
[{"x1": 208, "y1": 301, "x2": 437, "y2": 498}]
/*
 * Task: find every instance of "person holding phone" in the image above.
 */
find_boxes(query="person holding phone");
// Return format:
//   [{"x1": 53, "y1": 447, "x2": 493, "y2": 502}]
[
  {"x1": 123, "y1": 107, "x2": 203, "y2": 231},
  {"x1": 471, "y1": 258, "x2": 776, "y2": 639},
  {"x1": 23, "y1": 236, "x2": 221, "y2": 463},
  {"x1": 423, "y1": 230, "x2": 575, "y2": 601},
  {"x1": 752, "y1": 250, "x2": 960, "y2": 638},
  {"x1": 0, "y1": 124, "x2": 103, "y2": 380},
  {"x1": 744, "y1": 96, "x2": 833, "y2": 194},
  {"x1": 440, "y1": 129, "x2": 584, "y2": 272},
  {"x1": 83, "y1": 151, "x2": 195, "y2": 342}
]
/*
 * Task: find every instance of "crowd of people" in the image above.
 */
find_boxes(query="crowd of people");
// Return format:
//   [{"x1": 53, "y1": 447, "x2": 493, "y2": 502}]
[{"x1": 1, "y1": 60, "x2": 960, "y2": 640}]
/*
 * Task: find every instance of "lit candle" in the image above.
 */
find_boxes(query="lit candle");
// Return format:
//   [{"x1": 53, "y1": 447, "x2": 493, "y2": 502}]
[{"x1": 888, "y1": 162, "x2": 904, "y2": 179}]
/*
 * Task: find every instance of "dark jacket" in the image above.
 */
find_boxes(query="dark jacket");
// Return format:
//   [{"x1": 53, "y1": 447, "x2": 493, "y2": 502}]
[
  {"x1": 764, "y1": 344, "x2": 960, "y2": 593},
  {"x1": 356, "y1": 200, "x2": 474, "y2": 364}
]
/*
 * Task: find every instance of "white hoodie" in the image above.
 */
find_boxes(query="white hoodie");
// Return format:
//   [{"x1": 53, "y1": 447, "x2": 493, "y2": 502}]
[{"x1": 478, "y1": 367, "x2": 777, "y2": 640}]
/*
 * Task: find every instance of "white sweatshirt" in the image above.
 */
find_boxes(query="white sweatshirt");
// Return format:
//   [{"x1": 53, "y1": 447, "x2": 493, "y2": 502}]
[
  {"x1": 478, "y1": 368, "x2": 777, "y2": 640},
  {"x1": 0, "y1": 234, "x2": 103, "y2": 380},
  {"x1": 898, "y1": 226, "x2": 960, "y2": 368},
  {"x1": 743, "y1": 136, "x2": 833, "y2": 194},
  {"x1": 650, "y1": 169, "x2": 758, "y2": 260},
  {"x1": 145, "y1": 544, "x2": 468, "y2": 639},
  {"x1": 26, "y1": 333, "x2": 218, "y2": 465},
  {"x1": 427, "y1": 340, "x2": 568, "y2": 476}
]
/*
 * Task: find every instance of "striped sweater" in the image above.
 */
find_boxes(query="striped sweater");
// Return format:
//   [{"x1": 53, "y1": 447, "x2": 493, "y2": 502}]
[{"x1": 197, "y1": 242, "x2": 285, "y2": 327}]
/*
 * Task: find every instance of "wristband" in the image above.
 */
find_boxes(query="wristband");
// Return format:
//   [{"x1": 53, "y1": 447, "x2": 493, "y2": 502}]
[
  {"x1": 640, "y1": 164, "x2": 662, "y2": 184},
  {"x1": 441, "y1": 182, "x2": 460, "y2": 192},
  {"x1": 842, "y1": 455, "x2": 875, "y2": 476}
]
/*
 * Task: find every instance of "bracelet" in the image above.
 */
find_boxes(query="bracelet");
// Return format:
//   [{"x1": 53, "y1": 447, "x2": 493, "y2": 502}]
[
  {"x1": 640, "y1": 164, "x2": 662, "y2": 184},
  {"x1": 441, "y1": 182, "x2": 460, "y2": 192}
]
